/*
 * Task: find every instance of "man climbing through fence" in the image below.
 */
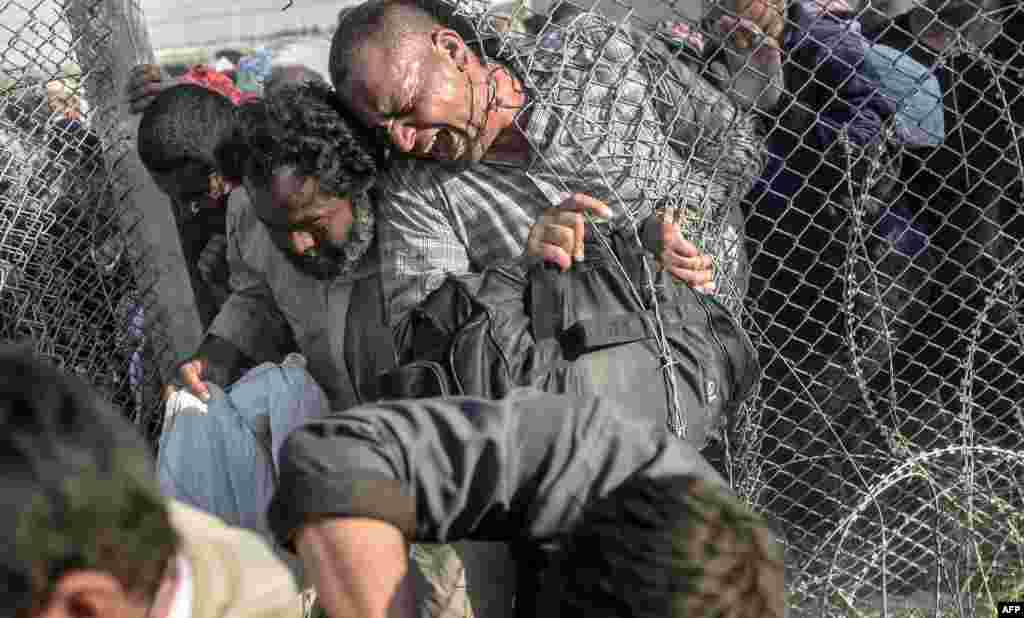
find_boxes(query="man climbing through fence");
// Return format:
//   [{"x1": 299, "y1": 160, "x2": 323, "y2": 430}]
[{"x1": 268, "y1": 387, "x2": 785, "y2": 618}]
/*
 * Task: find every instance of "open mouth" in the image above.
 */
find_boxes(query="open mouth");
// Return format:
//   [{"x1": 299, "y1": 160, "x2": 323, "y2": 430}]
[{"x1": 429, "y1": 128, "x2": 465, "y2": 161}]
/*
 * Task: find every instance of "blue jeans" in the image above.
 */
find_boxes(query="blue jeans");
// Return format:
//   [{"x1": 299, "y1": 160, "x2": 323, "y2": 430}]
[{"x1": 157, "y1": 361, "x2": 329, "y2": 538}]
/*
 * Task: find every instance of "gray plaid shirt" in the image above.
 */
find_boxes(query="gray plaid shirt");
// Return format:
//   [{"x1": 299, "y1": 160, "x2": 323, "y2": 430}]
[{"x1": 376, "y1": 12, "x2": 764, "y2": 324}]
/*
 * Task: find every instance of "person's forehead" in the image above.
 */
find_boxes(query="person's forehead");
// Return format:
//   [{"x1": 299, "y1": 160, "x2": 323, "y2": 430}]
[
  {"x1": 348, "y1": 42, "x2": 421, "y2": 107},
  {"x1": 245, "y1": 173, "x2": 292, "y2": 227},
  {"x1": 247, "y1": 167, "x2": 321, "y2": 225}
]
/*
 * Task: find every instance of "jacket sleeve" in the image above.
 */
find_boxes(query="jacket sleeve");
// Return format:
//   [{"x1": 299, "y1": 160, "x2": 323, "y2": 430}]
[
  {"x1": 268, "y1": 389, "x2": 728, "y2": 548},
  {"x1": 648, "y1": 37, "x2": 766, "y2": 206},
  {"x1": 206, "y1": 193, "x2": 296, "y2": 364}
]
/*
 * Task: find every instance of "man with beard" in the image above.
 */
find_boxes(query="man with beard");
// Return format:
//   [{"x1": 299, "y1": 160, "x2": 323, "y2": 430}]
[
  {"x1": 153, "y1": 80, "x2": 482, "y2": 618},
  {"x1": 328, "y1": 0, "x2": 763, "y2": 325}
]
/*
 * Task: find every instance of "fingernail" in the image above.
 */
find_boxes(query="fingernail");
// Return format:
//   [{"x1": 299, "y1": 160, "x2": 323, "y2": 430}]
[{"x1": 200, "y1": 392, "x2": 211, "y2": 402}]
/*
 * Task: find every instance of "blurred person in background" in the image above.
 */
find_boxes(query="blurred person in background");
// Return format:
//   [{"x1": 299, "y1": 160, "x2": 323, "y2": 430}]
[
  {"x1": 136, "y1": 83, "x2": 240, "y2": 327},
  {"x1": 0, "y1": 343, "x2": 303, "y2": 618}
]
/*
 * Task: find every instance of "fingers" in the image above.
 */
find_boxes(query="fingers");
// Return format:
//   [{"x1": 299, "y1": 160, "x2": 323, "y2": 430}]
[
  {"x1": 161, "y1": 383, "x2": 178, "y2": 402},
  {"x1": 660, "y1": 218, "x2": 701, "y2": 257},
  {"x1": 658, "y1": 217, "x2": 716, "y2": 289},
  {"x1": 526, "y1": 214, "x2": 576, "y2": 271},
  {"x1": 663, "y1": 256, "x2": 716, "y2": 289},
  {"x1": 539, "y1": 243, "x2": 573, "y2": 271},
  {"x1": 558, "y1": 193, "x2": 612, "y2": 219},
  {"x1": 527, "y1": 201, "x2": 603, "y2": 270},
  {"x1": 178, "y1": 359, "x2": 210, "y2": 402},
  {"x1": 198, "y1": 234, "x2": 230, "y2": 286}
]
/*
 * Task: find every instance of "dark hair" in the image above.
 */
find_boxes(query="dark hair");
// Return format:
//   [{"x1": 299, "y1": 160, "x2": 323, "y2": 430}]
[
  {"x1": 137, "y1": 83, "x2": 238, "y2": 175},
  {"x1": 0, "y1": 343, "x2": 179, "y2": 617},
  {"x1": 264, "y1": 64, "x2": 328, "y2": 100},
  {"x1": 559, "y1": 475, "x2": 785, "y2": 618},
  {"x1": 216, "y1": 80, "x2": 380, "y2": 197},
  {"x1": 329, "y1": 0, "x2": 493, "y2": 94},
  {"x1": 214, "y1": 48, "x2": 245, "y2": 66}
]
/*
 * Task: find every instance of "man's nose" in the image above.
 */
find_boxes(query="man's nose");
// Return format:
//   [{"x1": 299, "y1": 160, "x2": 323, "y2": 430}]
[
  {"x1": 389, "y1": 122, "x2": 417, "y2": 153},
  {"x1": 290, "y1": 231, "x2": 317, "y2": 256}
]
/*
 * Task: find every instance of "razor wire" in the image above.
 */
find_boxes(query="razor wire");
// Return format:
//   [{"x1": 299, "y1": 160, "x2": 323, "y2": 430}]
[
  {"x1": 0, "y1": 0, "x2": 170, "y2": 439},
  {"x1": 2, "y1": 0, "x2": 1023, "y2": 614},
  {"x1": 453, "y1": 0, "x2": 1024, "y2": 615}
]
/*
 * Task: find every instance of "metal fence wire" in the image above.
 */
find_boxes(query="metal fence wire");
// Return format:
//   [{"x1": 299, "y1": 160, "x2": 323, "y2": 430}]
[
  {"x1": 460, "y1": 0, "x2": 1024, "y2": 614},
  {"x1": 0, "y1": 0, "x2": 170, "y2": 438},
  {"x1": 1, "y1": 0, "x2": 1022, "y2": 615}
]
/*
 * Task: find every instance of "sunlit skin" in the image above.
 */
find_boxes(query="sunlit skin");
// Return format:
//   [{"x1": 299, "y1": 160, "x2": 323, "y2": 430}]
[
  {"x1": 151, "y1": 169, "x2": 232, "y2": 214},
  {"x1": 32, "y1": 561, "x2": 178, "y2": 618},
  {"x1": 168, "y1": 169, "x2": 357, "y2": 402},
  {"x1": 245, "y1": 167, "x2": 356, "y2": 264},
  {"x1": 336, "y1": 24, "x2": 715, "y2": 285},
  {"x1": 341, "y1": 28, "x2": 526, "y2": 164}
]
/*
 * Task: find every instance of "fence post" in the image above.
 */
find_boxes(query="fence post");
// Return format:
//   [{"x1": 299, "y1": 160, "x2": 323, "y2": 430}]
[{"x1": 65, "y1": 0, "x2": 203, "y2": 383}]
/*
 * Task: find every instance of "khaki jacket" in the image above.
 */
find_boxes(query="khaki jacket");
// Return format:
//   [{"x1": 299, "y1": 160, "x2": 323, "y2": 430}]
[{"x1": 170, "y1": 501, "x2": 304, "y2": 618}]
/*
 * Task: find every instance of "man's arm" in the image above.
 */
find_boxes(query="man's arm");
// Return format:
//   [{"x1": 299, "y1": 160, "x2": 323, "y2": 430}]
[
  {"x1": 296, "y1": 518, "x2": 417, "y2": 618},
  {"x1": 270, "y1": 391, "x2": 728, "y2": 616},
  {"x1": 206, "y1": 193, "x2": 296, "y2": 364}
]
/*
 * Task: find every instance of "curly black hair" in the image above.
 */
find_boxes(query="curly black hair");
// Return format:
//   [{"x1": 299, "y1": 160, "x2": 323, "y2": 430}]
[
  {"x1": 216, "y1": 80, "x2": 381, "y2": 197},
  {"x1": 138, "y1": 84, "x2": 238, "y2": 175}
]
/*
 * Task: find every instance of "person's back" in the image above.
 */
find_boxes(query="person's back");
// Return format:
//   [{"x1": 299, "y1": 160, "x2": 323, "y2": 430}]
[
  {"x1": 267, "y1": 389, "x2": 785, "y2": 618},
  {"x1": 0, "y1": 343, "x2": 301, "y2": 618},
  {"x1": 137, "y1": 84, "x2": 239, "y2": 328}
]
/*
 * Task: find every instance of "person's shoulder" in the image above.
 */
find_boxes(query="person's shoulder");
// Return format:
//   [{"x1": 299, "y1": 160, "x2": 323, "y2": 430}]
[
  {"x1": 169, "y1": 500, "x2": 303, "y2": 616},
  {"x1": 226, "y1": 190, "x2": 265, "y2": 250},
  {"x1": 378, "y1": 157, "x2": 435, "y2": 192},
  {"x1": 375, "y1": 157, "x2": 462, "y2": 211}
]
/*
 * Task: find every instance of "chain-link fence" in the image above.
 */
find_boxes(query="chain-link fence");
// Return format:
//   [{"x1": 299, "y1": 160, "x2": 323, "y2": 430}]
[
  {"x1": 463, "y1": 0, "x2": 1024, "y2": 614},
  {"x1": 0, "y1": 0, "x2": 182, "y2": 439},
  {"x1": 2, "y1": 0, "x2": 1022, "y2": 614}
]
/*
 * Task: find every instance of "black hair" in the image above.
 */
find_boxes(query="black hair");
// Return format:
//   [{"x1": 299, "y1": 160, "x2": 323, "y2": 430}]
[
  {"x1": 0, "y1": 343, "x2": 178, "y2": 617},
  {"x1": 213, "y1": 48, "x2": 245, "y2": 66},
  {"x1": 216, "y1": 79, "x2": 380, "y2": 197},
  {"x1": 137, "y1": 83, "x2": 238, "y2": 176},
  {"x1": 264, "y1": 64, "x2": 329, "y2": 100},
  {"x1": 558, "y1": 475, "x2": 785, "y2": 618}
]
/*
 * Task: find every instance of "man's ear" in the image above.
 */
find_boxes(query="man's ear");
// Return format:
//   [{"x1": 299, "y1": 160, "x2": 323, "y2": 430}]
[
  {"x1": 39, "y1": 572, "x2": 124, "y2": 618},
  {"x1": 433, "y1": 29, "x2": 470, "y2": 71},
  {"x1": 208, "y1": 173, "x2": 234, "y2": 200}
]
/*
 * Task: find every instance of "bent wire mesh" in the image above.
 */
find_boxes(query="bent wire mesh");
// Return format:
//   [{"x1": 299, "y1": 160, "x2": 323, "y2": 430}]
[
  {"x1": 0, "y1": 0, "x2": 170, "y2": 439},
  {"x1": 0, "y1": 0, "x2": 1021, "y2": 614},
  {"x1": 449, "y1": 0, "x2": 1024, "y2": 614}
]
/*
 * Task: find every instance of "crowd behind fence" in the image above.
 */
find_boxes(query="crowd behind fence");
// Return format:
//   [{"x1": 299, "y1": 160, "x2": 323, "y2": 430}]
[{"x1": 0, "y1": 0, "x2": 1022, "y2": 615}]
